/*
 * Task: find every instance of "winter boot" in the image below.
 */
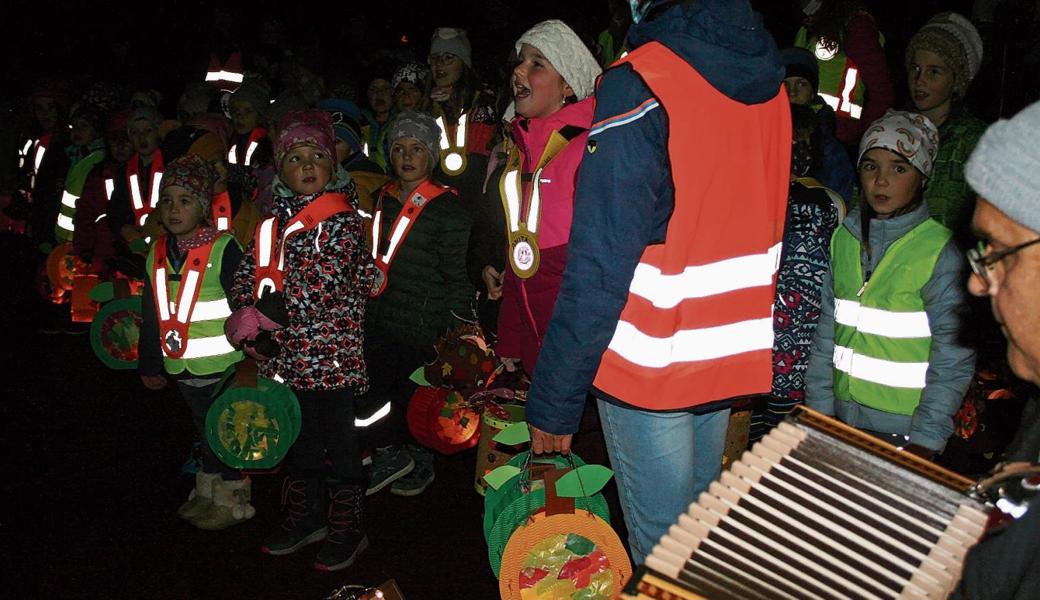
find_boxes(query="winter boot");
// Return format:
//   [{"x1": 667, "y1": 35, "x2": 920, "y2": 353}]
[
  {"x1": 177, "y1": 471, "x2": 219, "y2": 521},
  {"x1": 261, "y1": 477, "x2": 327, "y2": 555},
  {"x1": 314, "y1": 481, "x2": 368, "y2": 572},
  {"x1": 192, "y1": 477, "x2": 256, "y2": 530}
]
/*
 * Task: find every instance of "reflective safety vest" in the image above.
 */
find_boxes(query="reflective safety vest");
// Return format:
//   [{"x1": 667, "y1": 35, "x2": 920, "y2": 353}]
[
  {"x1": 252, "y1": 192, "x2": 354, "y2": 300},
  {"x1": 830, "y1": 219, "x2": 951, "y2": 416},
  {"x1": 227, "y1": 128, "x2": 267, "y2": 167},
  {"x1": 370, "y1": 180, "x2": 451, "y2": 296},
  {"x1": 127, "y1": 151, "x2": 165, "y2": 227},
  {"x1": 205, "y1": 51, "x2": 244, "y2": 92},
  {"x1": 794, "y1": 25, "x2": 882, "y2": 121},
  {"x1": 55, "y1": 149, "x2": 106, "y2": 243},
  {"x1": 592, "y1": 41, "x2": 791, "y2": 411},
  {"x1": 147, "y1": 234, "x2": 243, "y2": 376}
]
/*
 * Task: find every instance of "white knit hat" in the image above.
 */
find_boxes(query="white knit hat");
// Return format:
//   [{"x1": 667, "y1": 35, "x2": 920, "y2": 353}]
[
  {"x1": 515, "y1": 20, "x2": 602, "y2": 101},
  {"x1": 965, "y1": 100, "x2": 1040, "y2": 234},
  {"x1": 858, "y1": 110, "x2": 940, "y2": 178},
  {"x1": 908, "y1": 12, "x2": 983, "y2": 92}
]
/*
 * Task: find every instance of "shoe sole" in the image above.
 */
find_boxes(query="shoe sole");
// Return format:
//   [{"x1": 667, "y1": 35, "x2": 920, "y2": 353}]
[
  {"x1": 365, "y1": 459, "x2": 415, "y2": 496},
  {"x1": 390, "y1": 473, "x2": 435, "y2": 497},
  {"x1": 313, "y1": 536, "x2": 369, "y2": 572},
  {"x1": 260, "y1": 527, "x2": 328, "y2": 556}
]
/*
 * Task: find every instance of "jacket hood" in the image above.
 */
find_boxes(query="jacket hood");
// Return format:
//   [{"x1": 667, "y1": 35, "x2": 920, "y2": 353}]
[{"x1": 627, "y1": 0, "x2": 784, "y2": 105}]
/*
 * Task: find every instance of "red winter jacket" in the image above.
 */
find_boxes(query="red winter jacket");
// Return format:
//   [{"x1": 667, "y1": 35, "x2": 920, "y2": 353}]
[{"x1": 496, "y1": 99, "x2": 594, "y2": 374}]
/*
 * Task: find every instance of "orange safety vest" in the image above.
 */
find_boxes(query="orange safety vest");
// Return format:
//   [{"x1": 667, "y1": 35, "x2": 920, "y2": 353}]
[
  {"x1": 206, "y1": 51, "x2": 245, "y2": 92},
  {"x1": 127, "y1": 151, "x2": 165, "y2": 227},
  {"x1": 592, "y1": 42, "x2": 791, "y2": 411},
  {"x1": 228, "y1": 128, "x2": 267, "y2": 167}
]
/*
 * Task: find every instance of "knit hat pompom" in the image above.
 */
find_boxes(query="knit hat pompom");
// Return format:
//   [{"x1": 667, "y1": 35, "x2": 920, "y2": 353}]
[
  {"x1": 515, "y1": 19, "x2": 602, "y2": 102},
  {"x1": 387, "y1": 111, "x2": 440, "y2": 159},
  {"x1": 275, "y1": 110, "x2": 337, "y2": 167},
  {"x1": 159, "y1": 153, "x2": 218, "y2": 215},
  {"x1": 966, "y1": 100, "x2": 1040, "y2": 234},
  {"x1": 858, "y1": 110, "x2": 940, "y2": 178},
  {"x1": 906, "y1": 12, "x2": 983, "y2": 96}
]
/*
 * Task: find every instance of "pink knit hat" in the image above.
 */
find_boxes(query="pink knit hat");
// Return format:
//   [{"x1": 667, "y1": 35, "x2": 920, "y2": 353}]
[{"x1": 274, "y1": 110, "x2": 337, "y2": 166}]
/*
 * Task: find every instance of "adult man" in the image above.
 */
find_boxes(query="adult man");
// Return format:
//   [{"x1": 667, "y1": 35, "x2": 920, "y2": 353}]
[
  {"x1": 524, "y1": 0, "x2": 790, "y2": 563},
  {"x1": 954, "y1": 99, "x2": 1040, "y2": 599}
]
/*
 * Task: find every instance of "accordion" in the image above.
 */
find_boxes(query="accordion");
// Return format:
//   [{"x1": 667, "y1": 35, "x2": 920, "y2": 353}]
[{"x1": 623, "y1": 406, "x2": 992, "y2": 600}]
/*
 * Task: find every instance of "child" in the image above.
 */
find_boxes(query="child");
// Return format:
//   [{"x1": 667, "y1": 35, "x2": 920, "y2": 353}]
[
  {"x1": 391, "y1": 62, "x2": 430, "y2": 114},
  {"x1": 226, "y1": 79, "x2": 274, "y2": 214},
  {"x1": 361, "y1": 74, "x2": 394, "y2": 172},
  {"x1": 364, "y1": 111, "x2": 475, "y2": 498},
  {"x1": 107, "y1": 107, "x2": 167, "y2": 245},
  {"x1": 906, "y1": 12, "x2": 987, "y2": 248},
  {"x1": 228, "y1": 110, "x2": 371, "y2": 572},
  {"x1": 805, "y1": 110, "x2": 976, "y2": 456},
  {"x1": 137, "y1": 153, "x2": 250, "y2": 530},
  {"x1": 489, "y1": 19, "x2": 601, "y2": 376}
]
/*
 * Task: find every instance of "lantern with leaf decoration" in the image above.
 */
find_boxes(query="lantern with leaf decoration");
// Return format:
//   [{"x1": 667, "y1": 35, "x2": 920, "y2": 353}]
[
  {"x1": 482, "y1": 428, "x2": 632, "y2": 599},
  {"x1": 89, "y1": 279, "x2": 144, "y2": 370}
]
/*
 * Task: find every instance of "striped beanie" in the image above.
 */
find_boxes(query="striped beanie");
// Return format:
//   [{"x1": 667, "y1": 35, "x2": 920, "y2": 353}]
[{"x1": 906, "y1": 13, "x2": 983, "y2": 96}]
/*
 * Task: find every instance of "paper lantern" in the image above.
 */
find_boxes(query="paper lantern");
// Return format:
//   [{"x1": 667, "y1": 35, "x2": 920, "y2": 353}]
[
  {"x1": 205, "y1": 371, "x2": 301, "y2": 470},
  {"x1": 90, "y1": 296, "x2": 143, "y2": 370},
  {"x1": 46, "y1": 242, "x2": 76, "y2": 293},
  {"x1": 474, "y1": 402, "x2": 526, "y2": 495},
  {"x1": 407, "y1": 386, "x2": 481, "y2": 455}
]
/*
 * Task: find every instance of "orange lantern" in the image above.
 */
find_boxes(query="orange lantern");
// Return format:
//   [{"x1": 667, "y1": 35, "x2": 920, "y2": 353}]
[{"x1": 407, "y1": 386, "x2": 481, "y2": 455}]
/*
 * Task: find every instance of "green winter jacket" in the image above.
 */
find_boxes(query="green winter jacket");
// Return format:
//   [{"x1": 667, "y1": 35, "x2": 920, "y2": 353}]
[
  {"x1": 924, "y1": 108, "x2": 987, "y2": 248},
  {"x1": 366, "y1": 183, "x2": 475, "y2": 352}
]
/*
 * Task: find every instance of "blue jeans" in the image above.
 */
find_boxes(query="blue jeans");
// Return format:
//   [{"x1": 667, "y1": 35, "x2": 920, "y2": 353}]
[{"x1": 597, "y1": 399, "x2": 730, "y2": 565}]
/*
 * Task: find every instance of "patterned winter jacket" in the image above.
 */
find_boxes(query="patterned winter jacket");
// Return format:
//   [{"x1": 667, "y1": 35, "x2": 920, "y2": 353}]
[
  {"x1": 923, "y1": 107, "x2": 987, "y2": 249},
  {"x1": 230, "y1": 170, "x2": 373, "y2": 392}
]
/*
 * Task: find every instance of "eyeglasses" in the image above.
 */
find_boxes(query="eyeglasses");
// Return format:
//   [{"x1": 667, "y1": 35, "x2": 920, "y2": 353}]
[{"x1": 967, "y1": 237, "x2": 1040, "y2": 286}]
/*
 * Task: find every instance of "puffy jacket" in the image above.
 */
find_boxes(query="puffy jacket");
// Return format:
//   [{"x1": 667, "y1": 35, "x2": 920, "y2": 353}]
[
  {"x1": 496, "y1": 99, "x2": 594, "y2": 373},
  {"x1": 525, "y1": 0, "x2": 786, "y2": 434},
  {"x1": 805, "y1": 201, "x2": 976, "y2": 451},
  {"x1": 365, "y1": 181, "x2": 475, "y2": 353}
]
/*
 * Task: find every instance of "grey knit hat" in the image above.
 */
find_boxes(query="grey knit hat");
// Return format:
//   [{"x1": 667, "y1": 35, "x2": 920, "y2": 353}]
[
  {"x1": 128, "y1": 106, "x2": 163, "y2": 132},
  {"x1": 515, "y1": 19, "x2": 602, "y2": 101},
  {"x1": 387, "y1": 111, "x2": 441, "y2": 158},
  {"x1": 429, "y1": 27, "x2": 472, "y2": 68},
  {"x1": 230, "y1": 79, "x2": 271, "y2": 113},
  {"x1": 965, "y1": 100, "x2": 1040, "y2": 233}
]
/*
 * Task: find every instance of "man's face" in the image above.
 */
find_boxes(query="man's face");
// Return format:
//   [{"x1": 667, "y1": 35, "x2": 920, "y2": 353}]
[{"x1": 969, "y1": 199, "x2": 1040, "y2": 384}]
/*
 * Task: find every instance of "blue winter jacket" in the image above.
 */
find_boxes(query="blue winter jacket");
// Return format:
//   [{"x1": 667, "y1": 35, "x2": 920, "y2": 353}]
[{"x1": 525, "y1": 0, "x2": 786, "y2": 435}]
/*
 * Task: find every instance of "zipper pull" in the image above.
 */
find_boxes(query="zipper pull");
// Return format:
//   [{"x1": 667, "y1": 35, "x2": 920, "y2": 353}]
[{"x1": 857, "y1": 271, "x2": 872, "y2": 297}]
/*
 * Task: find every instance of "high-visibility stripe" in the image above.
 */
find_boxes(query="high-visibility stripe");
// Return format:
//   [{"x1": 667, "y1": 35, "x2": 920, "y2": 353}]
[
  {"x1": 834, "y1": 299, "x2": 931, "y2": 339},
  {"x1": 61, "y1": 191, "x2": 78, "y2": 209},
  {"x1": 839, "y1": 67, "x2": 862, "y2": 119},
  {"x1": 150, "y1": 173, "x2": 163, "y2": 209},
  {"x1": 277, "y1": 221, "x2": 306, "y2": 271},
  {"x1": 833, "y1": 344, "x2": 928, "y2": 389},
  {"x1": 436, "y1": 116, "x2": 450, "y2": 150},
  {"x1": 181, "y1": 334, "x2": 239, "y2": 359},
  {"x1": 56, "y1": 214, "x2": 75, "y2": 232},
  {"x1": 503, "y1": 169, "x2": 521, "y2": 232},
  {"x1": 216, "y1": 216, "x2": 230, "y2": 231},
  {"x1": 22, "y1": 139, "x2": 33, "y2": 155},
  {"x1": 191, "y1": 298, "x2": 232, "y2": 322},
  {"x1": 355, "y1": 401, "x2": 391, "y2": 427},
  {"x1": 34, "y1": 145, "x2": 46, "y2": 172},
  {"x1": 528, "y1": 168, "x2": 543, "y2": 234},
  {"x1": 257, "y1": 218, "x2": 275, "y2": 267},
  {"x1": 244, "y1": 140, "x2": 259, "y2": 165},
  {"x1": 104, "y1": 178, "x2": 115, "y2": 200},
  {"x1": 176, "y1": 270, "x2": 201, "y2": 323},
  {"x1": 454, "y1": 113, "x2": 466, "y2": 147},
  {"x1": 362, "y1": 141, "x2": 369, "y2": 156},
  {"x1": 95, "y1": 213, "x2": 107, "y2": 223},
  {"x1": 227, "y1": 146, "x2": 237, "y2": 164},
  {"x1": 370, "y1": 210, "x2": 382, "y2": 258},
  {"x1": 818, "y1": 92, "x2": 840, "y2": 111},
  {"x1": 608, "y1": 317, "x2": 774, "y2": 369},
  {"x1": 382, "y1": 216, "x2": 410, "y2": 262},
  {"x1": 205, "y1": 70, "x2": 244, "y2": 83},
  {"x1": 628, "y1": 243, "x2": 782, "y2": 309},
  {"x1": 130, "y1": 174, "x2": 144, "y2": 211},
  {"x1": 155, "y1": 267, "x2": 171, "y2": 321}
]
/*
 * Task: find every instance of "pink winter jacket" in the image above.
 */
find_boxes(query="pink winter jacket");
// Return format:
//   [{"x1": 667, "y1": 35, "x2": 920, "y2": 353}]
[{"x1": 496, "y1": 98, "x2": 594, "y2": 374}]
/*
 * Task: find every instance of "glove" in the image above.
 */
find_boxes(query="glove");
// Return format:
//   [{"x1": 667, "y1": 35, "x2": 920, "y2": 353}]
[
  {"x1": 254, "y1": 290, "x2": 289, "y2": 328},
  {"x1": 242, "y1": 330, "x2": 280, "y2": 361}
]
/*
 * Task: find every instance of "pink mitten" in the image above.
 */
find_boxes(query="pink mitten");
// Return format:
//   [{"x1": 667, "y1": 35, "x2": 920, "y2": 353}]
[{"x1": 224, "y1": 306, "x2": 263, "y2": 347}]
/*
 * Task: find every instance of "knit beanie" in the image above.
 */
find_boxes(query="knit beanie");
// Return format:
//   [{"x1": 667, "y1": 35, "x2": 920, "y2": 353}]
[
  {"x1": 781, "y1": 47, "x2": 819, "y2": 95},
  {"x1": 965, "y1": 100, "x2": 1040, "y2": 234},
  {"x1": 231, "y1": 79, "x2": 271, "y2": 114},
  {"x1": 392, "y1": 62, "x2": 431, "y2": 91},
  {"x1": 429, "y1": 27, "x2": 472, "y2": 67},
  {"x1": 128, "y1": 106, "x2": 163, "y2": 132},
  {"x1": 906, "y1": 12, "x2": 983, "y2": 96},
  {"x1": 274, "y1": 110, "x2": 337, "y2": 167},
  {"x1": 515, "y1": 20, "x2": 602, "y2": 101},
  {"x1": 317, "y1": 98, "x2": 365, "y2": 155},
  {"x1": 159, "y1": 153, "x2": 217, "y2": 214},
  {"x1": 858, "y1": 110, "x2": 940, "y2": 178},
  {"x1": 387, "y1": 111, "x2": 440, "y2": 158}
]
